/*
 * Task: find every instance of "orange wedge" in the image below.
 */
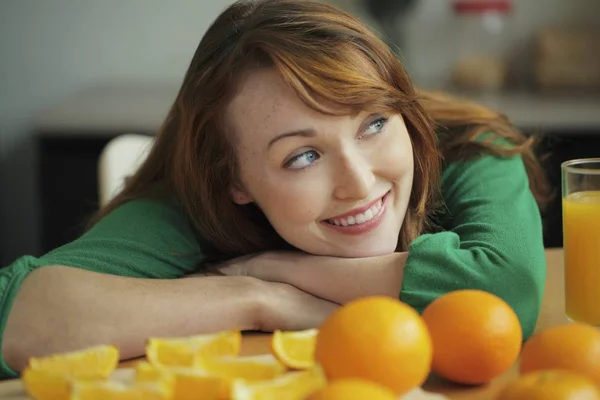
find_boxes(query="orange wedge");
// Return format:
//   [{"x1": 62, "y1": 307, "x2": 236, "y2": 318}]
[
  {"x1": 22, "y1": 367, "x2": 86, "y2": 400},
  {"x1": 70, "y1": 380, "x2": 172, "y2": 400},
  {"x1": 135, "y1": 361, "x2": 223, "y2": 400},
  {"x1": 196, "y1": 354, "x2": 287, "y2": 399},
  {"x1": 195, "y1": 354, "x2": 286, "y2": 380},
  {"x1": 147, "y1": 330, "x2": 241, "y2": 367},
  {"x1": 231, "y1": 367, "x2": 327, "y2": 400},
  {"x1": 28, "y1": 345, "x2": 119, "y2": 378},
  {"x1": 272, "y1": 329, "x2": 317, "y2": 369}
]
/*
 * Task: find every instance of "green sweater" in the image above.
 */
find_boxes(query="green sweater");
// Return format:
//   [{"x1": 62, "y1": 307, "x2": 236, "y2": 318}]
[{"x1": 0, "y1": 153, "x2": 546, "y2": 378}]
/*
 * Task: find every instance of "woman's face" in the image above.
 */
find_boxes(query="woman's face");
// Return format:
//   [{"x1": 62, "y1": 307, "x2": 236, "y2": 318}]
[{"x1": 227, "y1": 69, "x2": 414, "y2": 258}]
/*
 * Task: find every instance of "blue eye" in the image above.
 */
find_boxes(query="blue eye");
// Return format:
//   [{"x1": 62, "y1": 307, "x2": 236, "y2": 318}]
[
  {"x1": 362, "y1": 117, "x2": 388, "y2": 138},
  {"x1": 284, "y1": 150, "x2": 320, "y2": 169}
]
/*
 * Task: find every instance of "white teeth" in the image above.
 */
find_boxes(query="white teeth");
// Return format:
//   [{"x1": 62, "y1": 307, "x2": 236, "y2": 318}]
[{"x1": 327, "y1": 197, "x2": 385, "y2": 227}]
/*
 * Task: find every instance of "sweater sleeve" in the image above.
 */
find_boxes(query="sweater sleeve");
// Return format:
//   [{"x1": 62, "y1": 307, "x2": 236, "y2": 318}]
[
  {"x1": 400, "y1": 153, "x2": 547, "y2": 339},
  {"x1": 0, "y1": 198, "x2": 206, "y2": 378}
]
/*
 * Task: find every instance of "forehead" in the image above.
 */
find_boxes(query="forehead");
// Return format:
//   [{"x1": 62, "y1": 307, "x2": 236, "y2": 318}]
[{"x1": 226, "y1": 69, "x2": 343, "y2": 141}]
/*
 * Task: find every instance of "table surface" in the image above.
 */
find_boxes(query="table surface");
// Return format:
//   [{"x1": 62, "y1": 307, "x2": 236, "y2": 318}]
[{"x1": 0, "y1": 249, "x2": 567, "y2": 399}]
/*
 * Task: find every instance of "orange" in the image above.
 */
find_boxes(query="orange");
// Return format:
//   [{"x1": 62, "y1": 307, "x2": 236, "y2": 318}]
[
  {"x1": 71, "y1": 380, "x2": 172, "y2": 400},
  {"x1": 22, "y1": 368, "x2": 86, "y2": 400},
  {"x1": 271, "y1": 329, "x2": 317, "y2": 369},
  {"x1": 196, "y1": 354, "x2": 287, "y2": 398},
  {"x1": 307, "y1": 379, "x2": 397, "y2": 400},
  {"x1": 135, "y1": 362, "x2": 223, "y2": 400},
  {"x1": 146, "y1": 330, "x2": 241, "y2": 367},
  {"x1": 422, "y1": 289, "x2": 522, "y2": 385},
  {"x1": 231, "y1": 367, "x2": 326, "y2": 400},
  {"x1": 497, "y1": 370, "x2": 600, "y2": 400},
  {"x1": 28, "y1": 345, "x2": 119, "y2": 378},
  {"x1": 520, "y1": 323, "x2": 600, "y2": 383},
  {"x1": 314, "y1": 296, "x2": 432, "y2": 396},
  {"x1": 195, "y1": 354, "x2": 286, "y2": 380}
]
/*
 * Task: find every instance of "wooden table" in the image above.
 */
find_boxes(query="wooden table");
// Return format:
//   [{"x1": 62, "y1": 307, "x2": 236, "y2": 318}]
[{"x1": 0, "y1": 249, "x2": 568, "y2": 399}]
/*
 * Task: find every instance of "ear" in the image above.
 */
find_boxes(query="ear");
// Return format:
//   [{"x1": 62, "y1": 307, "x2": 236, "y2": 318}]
[{"x1": 230, "y1": 186, "x2": 253, "y2": 205}]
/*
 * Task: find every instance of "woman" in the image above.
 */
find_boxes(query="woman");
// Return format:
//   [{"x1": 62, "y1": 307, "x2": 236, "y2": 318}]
[{"x1": 0, "y1": 0, "x2": 548, "y2": 377}]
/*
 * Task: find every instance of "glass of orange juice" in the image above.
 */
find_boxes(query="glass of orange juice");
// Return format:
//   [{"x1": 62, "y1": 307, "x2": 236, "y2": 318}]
[{"x1": 562, "y1": 158, "x2": 600, "y2": 325}]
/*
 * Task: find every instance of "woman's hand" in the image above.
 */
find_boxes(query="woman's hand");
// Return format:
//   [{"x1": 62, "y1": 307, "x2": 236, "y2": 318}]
[
  {"x1": 219, "y1": 251, "x2": 409, "y2": 305},
  {"x1": 254, "y1": 280, "x2": 339, "y2": 332}
]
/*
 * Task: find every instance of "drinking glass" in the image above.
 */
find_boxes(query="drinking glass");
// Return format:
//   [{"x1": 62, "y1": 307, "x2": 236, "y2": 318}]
[{"x1": 562, "y1": 158, "x2": 600, "y2": 324}]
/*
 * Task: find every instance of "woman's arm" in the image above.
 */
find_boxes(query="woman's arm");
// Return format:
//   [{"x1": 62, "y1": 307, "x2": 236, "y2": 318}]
[
  {"x1": 0, "y1": 198, "x2": 338, "y2": 376},
  {"x1": 401, "y1": 153, "x2": 547, "y2": 340},
  {"x1": 3, "y1": 266, "x2": 257, "y2": 371},
  {"x1": 220, "y1": 251, "x2": 408, "y2": 304},
  {"x1": 3, "y1": 266, "x2": 337, "y2": 373}
]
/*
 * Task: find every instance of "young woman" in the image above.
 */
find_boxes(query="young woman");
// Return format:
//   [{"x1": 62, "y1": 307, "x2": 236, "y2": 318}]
[{"x1": 0, "y1": 0, "x2": 549, "y2": 377}]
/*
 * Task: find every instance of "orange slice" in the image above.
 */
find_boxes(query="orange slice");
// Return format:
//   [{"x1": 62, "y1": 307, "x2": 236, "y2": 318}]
[
  {"x1": 71, "y1": 380, "x2": 172, "y2": 400},
  {"x1": 272, "y1": 329, "x2": 317, "y2": 369},
  {"x1": 146, "y1": 330, "x2": 241, "y2": 367},
  {"x1": 28, "y1": 345, "x2": 119, "y2": 378},
  {"x1": 231, "y1": 367, "x2": 327, "y2": 400},
  {"x1": 195, "y1": 354, "x2": 286, "y2": 380},
  {"x1": 22, "y1": 367, "x2": 98, "y2": 400},
  {"x1": 195, "y1": 354, "x2": 287, "y2": 399},
  {"x1": 135, "y1": 361, "x2": 224, "y2": 400}
]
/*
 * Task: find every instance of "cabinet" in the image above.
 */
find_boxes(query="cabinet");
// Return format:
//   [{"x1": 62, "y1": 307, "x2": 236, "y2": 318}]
[{"x1": 35, "y1": 87, "x2": 600, "y2": 253}]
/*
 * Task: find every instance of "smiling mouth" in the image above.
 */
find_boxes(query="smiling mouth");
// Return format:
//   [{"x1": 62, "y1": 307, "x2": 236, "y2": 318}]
[{"x1": 324, "y1": 193, "x2": 388, "y2": 227}]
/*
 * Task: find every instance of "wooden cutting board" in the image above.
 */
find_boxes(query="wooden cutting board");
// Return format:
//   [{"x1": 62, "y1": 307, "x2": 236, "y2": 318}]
[{"x1": 0, "y1": 369, "x2": 448, "y2": 400}]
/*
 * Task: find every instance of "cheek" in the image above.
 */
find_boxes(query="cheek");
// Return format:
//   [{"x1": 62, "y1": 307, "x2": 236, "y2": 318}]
[
  {"x1": 377, "y1": 129, "x2": 414, "y2": 179},
  {"x1": 255, "y1": 179, "x2": 328, "y2": 225}
]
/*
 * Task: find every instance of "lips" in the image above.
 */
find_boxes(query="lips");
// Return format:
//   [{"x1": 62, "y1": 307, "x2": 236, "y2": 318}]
[{"x1": 324, "y1": 191, "x2": 390, "y2": 227}]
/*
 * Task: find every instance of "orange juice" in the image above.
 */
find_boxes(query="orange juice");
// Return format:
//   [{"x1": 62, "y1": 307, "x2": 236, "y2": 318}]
[{"x1": 563, "y1": 191, "x2": 600, "y2": 325}]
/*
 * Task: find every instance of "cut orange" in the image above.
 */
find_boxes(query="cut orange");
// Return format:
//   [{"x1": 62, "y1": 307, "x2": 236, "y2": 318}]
[
  {"x1": 196, "y1": 354, "x2": 287, "y2": 399},
  {"x1": 71, "y1": 380, "x2": 172, "y2": 400},
  {"x1": 272, "y1": 329, "x2": 317, "y2": 369},
  {"x1": 133, "y1": 362, "x2": 175, "y2": 390},
  {"x1": 28, "y1": 345, "x2": 119, "y2": 379},
  {"x1": 231, "y1": 367, "x2": 326, "y2": 400},
  {"x1": 195, "y1": 354, "x2": 286, "y2": 380},
  {"x1": 135, "y1": 361, "x2": 224, "y2": 400},
  {"x1": 22, "y1": 367, "x2": 82, "y2": 400},
  {"x1": 146, "y1": 330, "x2": 241, "y2": 367},
  {"x1": 134, "y1": 361, "x2": 172, "y2": 381}
]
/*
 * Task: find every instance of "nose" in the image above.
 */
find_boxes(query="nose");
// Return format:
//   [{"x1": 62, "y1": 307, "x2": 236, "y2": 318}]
[{"x1": 332, "y1": 152, "x2": 376, "y2": 201}]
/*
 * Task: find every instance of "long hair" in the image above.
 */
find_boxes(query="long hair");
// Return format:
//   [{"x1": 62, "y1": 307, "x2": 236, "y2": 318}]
[{"x1": 92, "y1": 0, "x2": 548, "y2": 259}]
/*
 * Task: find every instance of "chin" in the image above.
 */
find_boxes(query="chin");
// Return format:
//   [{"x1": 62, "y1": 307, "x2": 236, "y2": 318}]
[
  {"x1": 336, "y1": 245, "x2": 397, "y2": 258},
  {"x1": 309, "y1": 241, "x2": 398, "y2": 258}
]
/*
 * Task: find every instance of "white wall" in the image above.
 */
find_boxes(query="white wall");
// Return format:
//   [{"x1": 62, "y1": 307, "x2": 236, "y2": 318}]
[
  {"x1": 0, "y1": 0, "x2": 598, "y2": 265},
  {"x1": 0, "y1": 0, "x2": 237, "y2": 265}
]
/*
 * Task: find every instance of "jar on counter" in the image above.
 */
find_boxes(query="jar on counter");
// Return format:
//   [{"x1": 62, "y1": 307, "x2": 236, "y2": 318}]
[{"x1": 450, "y1": 1, "x2": 513, "y2": 92}]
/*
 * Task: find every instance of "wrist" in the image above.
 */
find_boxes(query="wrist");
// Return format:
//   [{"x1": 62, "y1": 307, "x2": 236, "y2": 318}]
[{"x1": 237, "y1": 276, "x2": 270, "y2": 331}]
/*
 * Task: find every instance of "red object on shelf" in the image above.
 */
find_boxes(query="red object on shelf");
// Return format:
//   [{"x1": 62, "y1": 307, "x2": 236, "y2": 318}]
[{"x1": 453, "y1": 1, "x2": 512, "y2": 13}]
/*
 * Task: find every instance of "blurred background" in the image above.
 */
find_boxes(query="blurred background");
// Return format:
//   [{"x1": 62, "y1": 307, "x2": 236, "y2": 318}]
[{"x1": 1, "y1": 0, "x2": 599, "y2": 266}]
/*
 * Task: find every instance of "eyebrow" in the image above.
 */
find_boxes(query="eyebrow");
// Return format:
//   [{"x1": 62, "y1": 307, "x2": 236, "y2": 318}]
[{"x1": 267, "y1": 128, "x2": 316, "y2": 149}]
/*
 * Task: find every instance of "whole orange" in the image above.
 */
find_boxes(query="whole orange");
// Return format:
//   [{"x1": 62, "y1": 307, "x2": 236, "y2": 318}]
[
  {"x1": 308, "y1": 379, "x2": 397, "y2": 400},
  {"x1": 314, "y1": 296, "x2": 432, "y2": 396},
  {"x1": 422, "y1": 289, "x2": 522, "y2": 385},
  {"x1": 497, "y1": 370, "x2": 600, "y2": 400},
  {"x1": 520, "y1": 323, "x2": 600, "y2": 383}
]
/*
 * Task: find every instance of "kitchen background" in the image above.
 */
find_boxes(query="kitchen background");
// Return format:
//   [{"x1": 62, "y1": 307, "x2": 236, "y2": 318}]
[{"x1": 1, "y1": 0, "x2": 599, "y2": 266}]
